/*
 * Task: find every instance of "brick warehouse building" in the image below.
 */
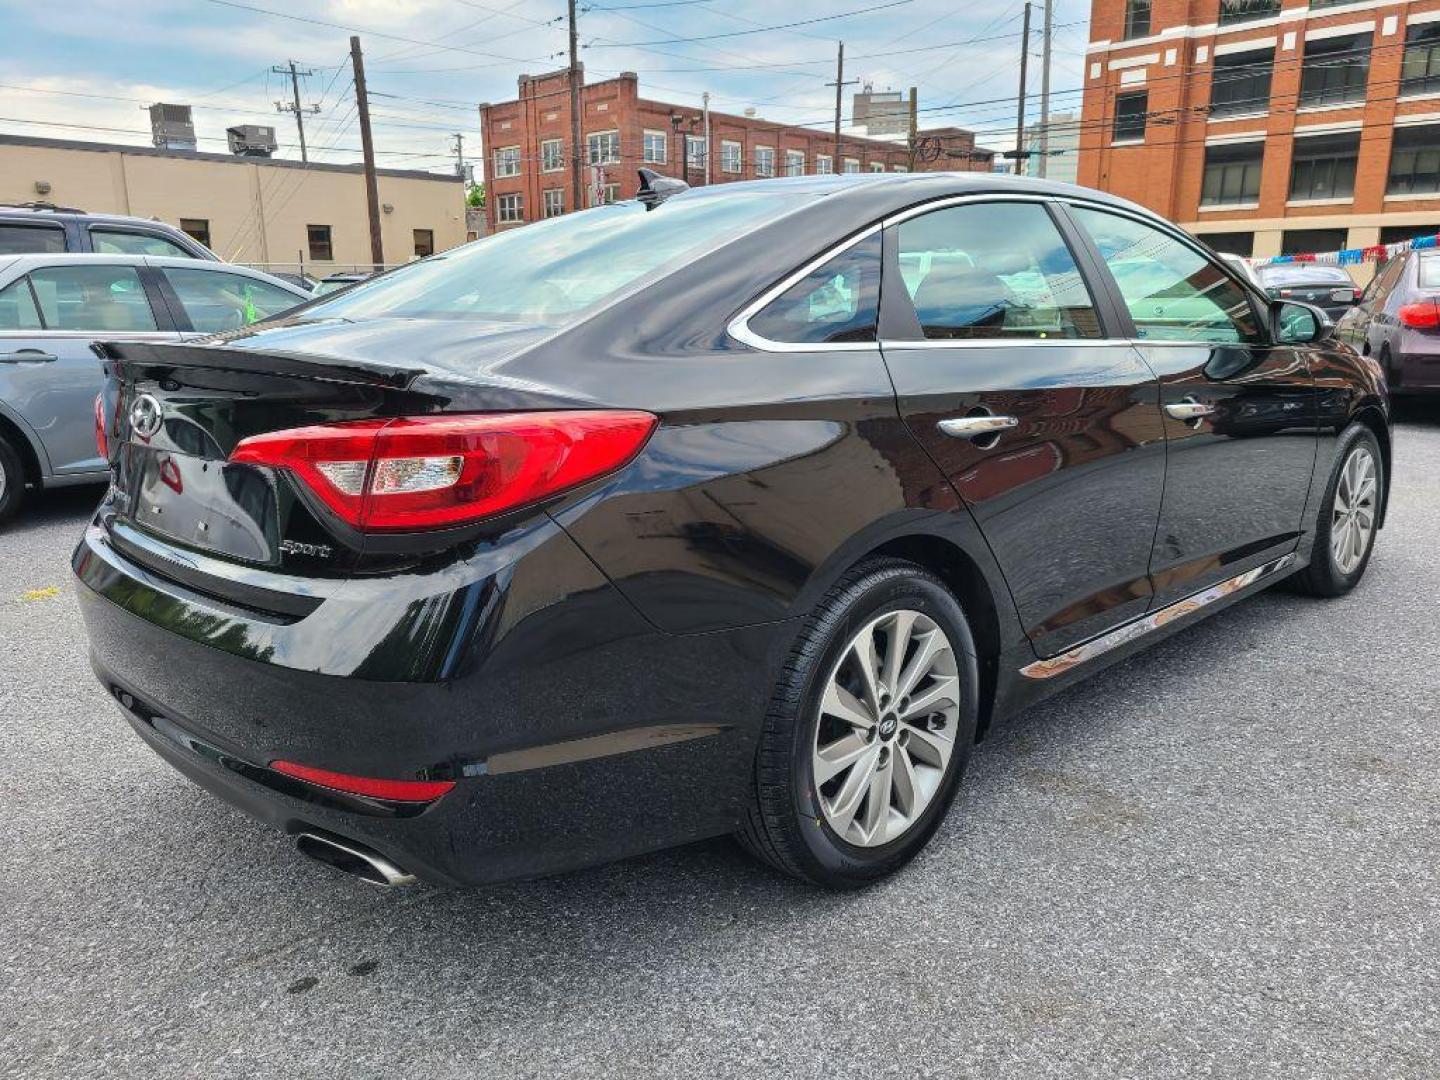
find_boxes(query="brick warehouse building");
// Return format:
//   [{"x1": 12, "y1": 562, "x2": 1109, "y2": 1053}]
[
  {"x1": 478, "y1": 68, "x2": 995, "y2": 231},
  {"x1": 1079, "y1": 0, "x2": 1440, "y2": 269}
]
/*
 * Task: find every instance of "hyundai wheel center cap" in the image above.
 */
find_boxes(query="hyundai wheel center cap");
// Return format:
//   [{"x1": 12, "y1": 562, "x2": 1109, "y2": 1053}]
[{"x1": 878, "y1": 714, "x2": 898, "y2": 740}]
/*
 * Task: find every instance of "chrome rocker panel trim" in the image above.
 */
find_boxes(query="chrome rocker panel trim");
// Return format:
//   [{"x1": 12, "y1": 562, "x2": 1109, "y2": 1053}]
[{"x1": 1020, "y1": 554, "x2": 1297, "y2": 680}]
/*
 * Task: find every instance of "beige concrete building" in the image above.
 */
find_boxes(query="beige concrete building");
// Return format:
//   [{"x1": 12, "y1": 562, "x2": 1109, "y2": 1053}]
[{"x1": 0, "y1": 133, "x2": 467, "y2": 275}]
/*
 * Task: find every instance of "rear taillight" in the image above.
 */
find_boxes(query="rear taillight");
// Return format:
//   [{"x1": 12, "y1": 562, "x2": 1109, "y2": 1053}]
[
  {"x1": 1399, "y1": 300, "x2": 1440, "y2": 329},
  {"x1": 270, "y1": 759, "x2": 455, "y2": 803},
  {"x1": 230, "y1": 411, "x2": 657, "y2": 532},
  {"x1": 94, "y1": 394, "x2": 107, "y2": 460}
]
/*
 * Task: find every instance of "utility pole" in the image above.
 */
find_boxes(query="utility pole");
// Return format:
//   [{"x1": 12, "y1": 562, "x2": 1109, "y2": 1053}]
[
  {"x1": 702, "y1": 91, "x2": 712, "y2": 185},
  {"x1": 1039, "y1": 0, "x2": 1053, "y2": 178},
  {"x1": 826, "y1": 42, "x2": 858, "y2": 175},
  {"x1": 906, "y1": 85, "x2": 918, "y2": 172},
  {"x1": 350, "y1": 36, "x2": 384, "y2": 271},
  {"x1": 273, "y1": 60, "x2": 320, "y2": 164},
  {"x1": 1015, "y1": 2, "x2": 1031, "y2": 177},
  {"x1": 568, "y1": 0, "x2": 583, "y2": 213},
  {"x1": 451, "y1": 132, "x2": 467, "y2": 181}
]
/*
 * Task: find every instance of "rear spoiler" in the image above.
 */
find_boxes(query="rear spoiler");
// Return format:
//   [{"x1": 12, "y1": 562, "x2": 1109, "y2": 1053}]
[{"x1": 92, "y1": 339, "x2": 426, "y2": 390}]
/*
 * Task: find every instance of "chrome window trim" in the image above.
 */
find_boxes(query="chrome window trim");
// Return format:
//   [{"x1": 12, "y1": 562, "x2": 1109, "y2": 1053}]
[{"x1": 878, "y1": 337, "x2": 1135, "y2": 350}]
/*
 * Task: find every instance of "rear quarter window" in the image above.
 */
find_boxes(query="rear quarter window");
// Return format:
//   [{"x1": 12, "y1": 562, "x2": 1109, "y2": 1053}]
[
  {"x1": 0, "y1": 223, "x2": 66, "y2": 255},
  {"x1": 1418, "y1": 256, "x2": 1440, "y2": 289}
]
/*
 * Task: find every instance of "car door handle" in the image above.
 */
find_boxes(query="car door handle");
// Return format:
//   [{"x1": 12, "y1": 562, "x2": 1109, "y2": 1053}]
[
  {"x1": 1164, "y1": 401, "x2": 1216, "y2": 421},
  {"x1": 937, "y1": 415, "x2": 1019, "y2": 439},
  {"x1": 0, "y1": 350, "x2": 57, "y2": 364}
]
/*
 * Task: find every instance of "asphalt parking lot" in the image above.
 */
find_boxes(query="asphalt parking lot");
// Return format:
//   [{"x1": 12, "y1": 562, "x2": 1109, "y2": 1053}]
[{"x1": 2, "y1": 407, "x2": 1437, "y2": 1080}]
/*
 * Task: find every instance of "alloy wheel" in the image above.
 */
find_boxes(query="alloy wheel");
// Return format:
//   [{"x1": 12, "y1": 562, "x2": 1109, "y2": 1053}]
[
  {"x1": 1331, "y1": 445, "x2": 1377, "y2": 576},
  {"x1": 811, "y1": 609, "x2": 960, "y2": 848}
]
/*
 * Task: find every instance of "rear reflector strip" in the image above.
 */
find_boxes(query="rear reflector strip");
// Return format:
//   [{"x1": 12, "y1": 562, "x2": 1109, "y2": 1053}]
[{"x1": 270, "y1": 759, "x2": 456, "y2": 803}]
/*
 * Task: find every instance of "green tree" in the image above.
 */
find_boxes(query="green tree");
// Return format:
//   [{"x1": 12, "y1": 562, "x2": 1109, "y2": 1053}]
[{"x1": 466, "y1": 183, "x2": 485, "y2": 208}]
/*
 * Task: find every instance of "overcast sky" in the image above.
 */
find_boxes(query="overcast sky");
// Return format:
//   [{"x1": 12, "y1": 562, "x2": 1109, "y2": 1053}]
[{"x1": 0, "y1": 0, "x2": 1092, "y2": 174}]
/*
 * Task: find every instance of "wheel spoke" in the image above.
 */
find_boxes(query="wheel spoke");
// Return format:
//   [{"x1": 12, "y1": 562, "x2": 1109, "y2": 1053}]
[
  {"x1": 902, "y1": 720, "x2": 953, "y2": 768},
  {"x1": 814, "y1": 731, "x2": 872, "y2": 786},
  {"x1": 892, "y1": 746, "x2": 920, "y2": 816},
  {"x1": 860, "y1": 755, "x2": 893, "y2": 844},
  {"x1": 1355, "y1": 506, "x2": 1374, "y2": 529},
  {"x1": 826, "y1": 745, "x2": 880, "y2": 835},
  {"x1": 899, "y1": 675, "x2": 959, "y2": 721},
  {"x1": 821, "y1": 679, "x2": 874, "y2": 732},
  {"x1": 879, "y1": 610, "x2": 916, "y2": 696},
  {"x1": 852, "y1": 629, "x2": 884, "y2": 714},
  {"x1": 895, "y1": 628, "x2": 945, "y2": 701},
  {"x1": 1351, "y1": 516, "x2": 1366, "y2": 562}
]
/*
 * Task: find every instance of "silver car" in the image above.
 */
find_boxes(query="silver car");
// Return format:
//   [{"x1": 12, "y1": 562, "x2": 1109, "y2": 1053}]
[{"x1": 0, "y1": 254, "x2": 311, "y2": 523}]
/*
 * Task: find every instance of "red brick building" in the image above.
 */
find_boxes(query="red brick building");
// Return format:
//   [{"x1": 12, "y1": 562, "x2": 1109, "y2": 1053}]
[
  {"x1": 1079, "y1": 0, "x2": 1440, "y2": 267},
  {"x1": 478, "y1": 68, "x2": 995, "y2": 231}
]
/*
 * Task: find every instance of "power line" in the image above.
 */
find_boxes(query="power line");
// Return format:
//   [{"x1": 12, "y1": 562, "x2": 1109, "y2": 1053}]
[{"x1": 588, "y1": 0, "x2": 918, "y2": 47}]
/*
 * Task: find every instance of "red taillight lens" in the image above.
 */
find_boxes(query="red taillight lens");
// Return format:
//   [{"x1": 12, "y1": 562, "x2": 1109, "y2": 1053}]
[
  {"x1": 230, "y1": 410, "x2": 657, "y2": 532},
  {"x1": 270, "y1": 759, "x2": 455, "y2": 803},
  {"x1": 1399, "y1": 300, "x2": 1440, "y2": 329},
  {"x1": 94, "y1": 393, "x2": 107, "y2": 460}
]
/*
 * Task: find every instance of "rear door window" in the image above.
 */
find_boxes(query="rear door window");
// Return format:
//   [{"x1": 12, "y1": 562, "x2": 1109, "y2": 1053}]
[
  {"x1": 0, "y1": 223, "x2": 66, "y2": 255},
  {"x1": 0, "y1": 279, "x2": 42, "y2": 330},
  {"x1": 162, "y1": 268, "x2": 303, "y2": 332},
  {"x1": 90, "y1": 228, "x2": 194, "y2": 258},
  {"x1": 27, "y1": 265, "x2": 158, "y2": 332},
  {"x1": 892, "y1": 201, "x2": 1102, "y2": 340},
  {"x1": 746, "y1": 233, "x2": 880, "y2": 344}
]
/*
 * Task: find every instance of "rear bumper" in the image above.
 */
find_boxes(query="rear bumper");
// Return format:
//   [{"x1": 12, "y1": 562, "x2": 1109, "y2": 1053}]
[{"x1": 75, "y1": 522, "x2": 789, "y2": 886}]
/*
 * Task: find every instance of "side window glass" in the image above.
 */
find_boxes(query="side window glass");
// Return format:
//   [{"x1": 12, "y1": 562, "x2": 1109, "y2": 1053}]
[
  {"x1": 747, "y1": 233, "x2": 880, "y2": 344},
  {"x1": 0, "y1": 224, "x2": 66, "y2": 255},
  {"x1": 0, "y1": 279, "x2": 42, "y2": 330},
  {"x1": 90, "y1": 229, "x2": 193, "y2": 258},
  {"x1": 1071, "y1": 206, "x2": 1262, "y2": 344},
  {"x1": 163, "y1": 269, "x2": 303, "y2": 333},
  {"x1": 893, "y1": 202, "x2": 1101, "y2": 340},
  {"x1": 28, "y1": 265, "x2": 157, "y2": 333}
]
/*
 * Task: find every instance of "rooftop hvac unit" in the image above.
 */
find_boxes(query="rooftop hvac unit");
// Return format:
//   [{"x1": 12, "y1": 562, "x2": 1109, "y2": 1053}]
[
  {"x1": 227, "y1": 124, "x2": 278, "y2": 157},
  {"x1": 149, "y1": 103, "x2": 197, "y2": 151}
]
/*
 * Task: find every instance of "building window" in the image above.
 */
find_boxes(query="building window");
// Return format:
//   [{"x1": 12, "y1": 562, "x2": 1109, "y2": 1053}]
[
  {"x1": 785, "y1": 149, "x2": 805, "y2": 176},
  {"x1": 642, "y1": 129, "x2": 667, "y2": 164},
  {"x1": 843, "y1": 157, "x2": 860, "y2": 173},
  {"x1": 494, "y1": 146, "x2": 520, "y2": 178},
  {"x1": 1209, "y1": 49, "x2": 1274, "y2": 118},
  {"x1": 1401, "y1": 24, "x2": 1440, "y2": 97},
  {"x1": 869, "y1": 161, "x2": 886, "y2": 172},
  {"x1": 307, "y1": 224, "x2": 332, "y2": 261},
  {"x1": 1201, "y1": 142, "x2": 1264, "y2": 206},
  {"x1": 543, "y1": 189, "x2": 564, "y2": 218},
  {"x1": 497, "y1": 194, "x2": 523, "y2": 224},
  {"x1": 816, "y1": 153, "x2": 833, "y2": 174},
  {"x1": 755, "y1": 146, "x2": 776, "y2": 177},
  {"x1": 1281, "y1": 228, "x2": 1347, "y2": 256},
  {"x1": 1218, "y1": 0, "x2": 1280, "y2": 25},
  {"x1": 1299, "y1": 33, "x2": 1372, "y2": 108},
  {"x1": 586, "y1": 130, "x2": 619, "y2": 165},
  {"x1": 1288, "y1": 131, "x2": 1359, "y2": 201},
  {"x1": 1388, "y1": 124, "x2": 1440, "y2": 196},
  {"x1": 604, "y1": 183, "x2": 619, "y2": 204},
  {"x1": 413, "y1": 229, "x2": 434, "y2": 257},
  {"x1": 1122, "y1": 0, "x2": 1150, "y2": 39},
  {"x1": 685, "y1": 134, "x2": 707, "y2": 170},
  {"x1": 540, "y1": 139, "x2": 563, "y2": 173},
  {"x1": 1199, "y1": 231, "x2": 1255, "y2": 257},
  {"x1": 1113, "y1": 91, "x2": 1147, "y2": 141},
  {"x1": 1379, "y1": 223, "x2": 1440, "y2": 245},
  {"x1": 179, "y1": 218, "x2": 211, "y2": 248},
  {"x1": 720, "y1": 140, "x2": 743, "y2": 174}
]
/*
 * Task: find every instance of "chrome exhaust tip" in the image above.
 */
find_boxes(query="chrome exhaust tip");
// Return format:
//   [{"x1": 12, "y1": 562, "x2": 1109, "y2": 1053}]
[{"x1": 295, "y1": 832, "x2": 417, "y2": 887}]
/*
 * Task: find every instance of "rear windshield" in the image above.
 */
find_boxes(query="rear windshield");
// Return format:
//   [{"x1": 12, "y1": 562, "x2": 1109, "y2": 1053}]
[
  {"x1": 301, "y1": 191, "x2": 811, "y2": 325},
  {"x1": 1256, "y1": 265, "x2": 1353, "y2": 286},
  {"x1": 1418, "y1": 254, "x2": 1440, "y2": 288}
]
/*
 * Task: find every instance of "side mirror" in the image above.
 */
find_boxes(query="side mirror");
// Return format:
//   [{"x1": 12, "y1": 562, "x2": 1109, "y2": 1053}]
[{"x1": 1272, "y1": 300, "x2": 1332, "y2": 344}]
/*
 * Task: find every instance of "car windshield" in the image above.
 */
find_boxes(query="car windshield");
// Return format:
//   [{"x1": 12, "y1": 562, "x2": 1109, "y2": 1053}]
[
  {"x1": 1256, "y1": 265, "x2": 1353, "y2": 287},
  {"x1": 300, "y1": 191, "x2": 811, "y2": 325}
]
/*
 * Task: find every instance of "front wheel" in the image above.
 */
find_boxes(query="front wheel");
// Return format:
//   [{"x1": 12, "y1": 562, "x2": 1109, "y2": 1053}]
[
  {"x1": 1288, "y1": 424, "x2": 1383, "y2": 597},
  {"x1": 739, "y1": 559, "x2": 980, "y2": 888},
  {"x1": 0, "y1": 435, "x2": 26, "y2": 527}
]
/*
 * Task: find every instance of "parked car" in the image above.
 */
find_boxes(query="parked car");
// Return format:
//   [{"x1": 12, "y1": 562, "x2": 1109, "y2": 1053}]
[
  {"x1": 312, "y1": 271, "x2": 373, "y2": 296},
  {"x1": 267, "y1": 271, "x2": 319, "y2": 293},
  {"x1": 75, "y1": 172, "x2": 1389, "y2": 891},
  {"x1": 0, "y1": 203, "x2": 216, "y2": 260},
  {"x1": 1254, "y1": 263, "x2": 1359, "y2": 321},
  {"x1": 1335, "y1": 248, "x2": 1440, "y2": 395},
  {"x1": 0, "y1": 254, "x2": 311, "y2": 522}
]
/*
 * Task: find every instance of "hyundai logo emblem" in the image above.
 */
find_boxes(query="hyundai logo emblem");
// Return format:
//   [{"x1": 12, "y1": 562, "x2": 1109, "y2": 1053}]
[{"x1": 129, "y1": 394, "x2": 164, "y2": 441}]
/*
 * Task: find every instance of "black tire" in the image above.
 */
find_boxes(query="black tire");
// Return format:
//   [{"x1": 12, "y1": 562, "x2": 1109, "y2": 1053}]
[
  {"x1": 1286, "y1": 423, "x2": 1383, "y2": 597},
  {"x1": 0, "y1": 435, "x2": 26, "y2": 527},
  {"x1": 738, "y1": 558, "x2": 980, "y2": 889}
]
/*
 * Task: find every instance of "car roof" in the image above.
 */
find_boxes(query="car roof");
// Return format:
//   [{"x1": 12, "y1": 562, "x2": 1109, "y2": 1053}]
[{"x1": 0, "y1": 204, "x2": 183, "y2": 229}]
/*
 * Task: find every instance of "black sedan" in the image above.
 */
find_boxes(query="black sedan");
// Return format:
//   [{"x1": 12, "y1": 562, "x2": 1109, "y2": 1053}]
[
  {"x1": 75, "y1": 171, "x2": 1390, "y2": 890},
  {"x1": 1254, "y1": 263, "x2": 1360, "y2": 321}
]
